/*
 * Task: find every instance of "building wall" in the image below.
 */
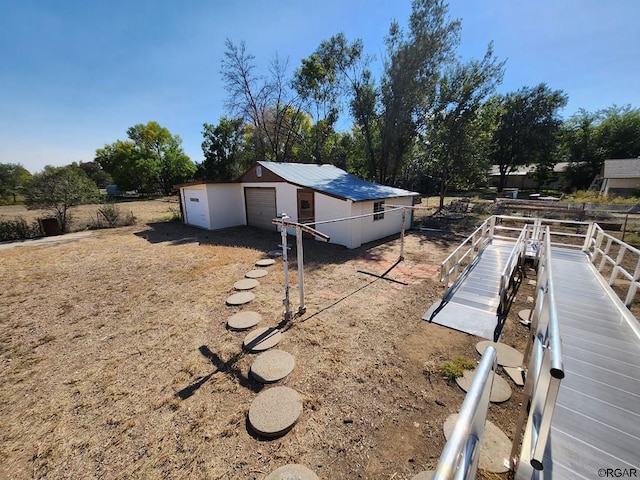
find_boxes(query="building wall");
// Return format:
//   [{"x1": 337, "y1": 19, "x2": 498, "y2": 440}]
[
  {"x1": 357, "y1": 196, "x2": 414, "y2": 246},
  {"x1": 602, "y1": 177, "x2": 640, "y2": 197},
  {"x1": 313, "y1": 193, "x2": 354, "y2": 247},
  {"x1": 205, "y1": 183, "x2": 244, "y2": 229}
]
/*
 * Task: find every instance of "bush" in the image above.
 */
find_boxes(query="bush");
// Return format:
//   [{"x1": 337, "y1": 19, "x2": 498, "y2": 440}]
[
  {"x1": 439, "y1": 356, "x2": 477, "y2": 381},
  {"x1": 91, "y1": 203, "x2": 136, "y2": 229},
  {"x1": 0, "y1": 217, "x2": 42, "y2": 242}
]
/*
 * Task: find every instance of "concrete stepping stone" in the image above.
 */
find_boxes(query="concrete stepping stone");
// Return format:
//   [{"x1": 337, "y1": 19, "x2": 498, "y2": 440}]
[
  {"x1": 256, "y1": 258, "x2": 276, "y2": 267},
  {"x1": 411, "y1": 472, "x2": 434, "y2": 480},
  {"x1": 265, "y1": 464, "x2": 319, "y2": 480},
  {"x1": 250, "y1": 349, "x2": 295, "y2": 383},
  {"x1": 455, "y1": 370, "x2": 512, "y2": 403},
  {"x1": 246, "y1": 269, "x2": 268, "y2": 279},
  {"x1": 476, "y1": 340, "x2": 523, "y2": 367},
  {"x1": 226, "y1": 291, "x2": 255, "y2": 306},
  {"x1": 504, "y1": 366, "x2": 525, "y2": 386},
  {"x1": 518, "y1": 309, "x2": 532, "y2": 325},
  {"x1": 234, "y1": 278, "x2": 259, "y2": 290},
  {"x1": 444, "y1": 414, "x2": 510, "y2": 473},
  {"x1": 267, "y1": 250, "x2": 283, "y2": 258},
  {"x1": 243, "y1": 327, "x2": 282, "y2": 352},
  {"x1": 248, "y1": 386, "x2": 302, "y2": 438},
  {"x1": 227, "y1": 311, "x2": 262, "y2": 331}
]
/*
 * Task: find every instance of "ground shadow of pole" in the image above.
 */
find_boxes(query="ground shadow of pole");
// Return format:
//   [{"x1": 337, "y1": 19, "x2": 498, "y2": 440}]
[{"x1": 175, "y1": 345, "x2": 263, "y2": 400}]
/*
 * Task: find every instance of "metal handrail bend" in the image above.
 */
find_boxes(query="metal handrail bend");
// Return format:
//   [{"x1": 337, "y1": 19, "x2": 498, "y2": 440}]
[{"x1": 433, "y1": 346, "x2": 498, "y2": 480}]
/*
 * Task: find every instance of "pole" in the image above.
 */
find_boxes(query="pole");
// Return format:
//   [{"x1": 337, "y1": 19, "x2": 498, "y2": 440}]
[
  {"x1": 296, "y1": 225, "x2": 306, "y2": 315},
  {"x1": 280, "y1": 214, "x2": 292, "y2": 320},
  {"x1": 400, "y1": 207, "x2": 406, "y2": 260}
]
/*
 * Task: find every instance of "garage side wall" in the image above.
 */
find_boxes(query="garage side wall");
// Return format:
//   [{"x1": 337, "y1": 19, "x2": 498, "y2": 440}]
[
  {"x1": 314, "y1": 194, "x2": 354, "y2": 248},
  {"x1": 358, "y1": 196, "x2": 414, "y2": 246},
  {"x1": 206, "y1": 183, "x2": 245, "y2": 229}
]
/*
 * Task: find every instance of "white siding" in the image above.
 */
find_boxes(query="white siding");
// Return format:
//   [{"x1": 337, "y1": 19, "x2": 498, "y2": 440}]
[
  {"x1": 358, "y1": 196, "x2": 414, "y2": 246},
  {"x1": 314, "y1": 193, "x2": 354, "y2": 247},
  {"x1": 205, "y1": 183, "x2": 244, "y2": 229}
]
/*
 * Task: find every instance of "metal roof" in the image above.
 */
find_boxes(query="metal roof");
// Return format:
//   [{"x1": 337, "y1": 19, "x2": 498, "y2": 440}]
[
  {"x1": 603, "y1": 158, "x2": 640, "y2": 179},
  {"x1": 257, "y1": 161, "x2": 419, "y2": 202}
]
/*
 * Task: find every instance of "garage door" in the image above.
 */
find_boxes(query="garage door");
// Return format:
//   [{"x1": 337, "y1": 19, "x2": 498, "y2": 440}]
[
  {"x1": 245, "y1": 187, "x2": 276, "y2": 230},
  {"x1": 183, "y1": 189, "x2": 209, "y2": 229}
]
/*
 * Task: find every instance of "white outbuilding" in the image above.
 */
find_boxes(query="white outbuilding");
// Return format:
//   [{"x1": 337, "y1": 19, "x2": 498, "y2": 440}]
[{"x1": 179, "y1": 161, "x2": 419, "y2": 249}]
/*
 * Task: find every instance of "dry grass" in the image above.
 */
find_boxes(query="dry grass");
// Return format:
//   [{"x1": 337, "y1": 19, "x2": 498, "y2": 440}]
[{"x1": 1, "y1": 211, "x2": 533, "y2": 479}]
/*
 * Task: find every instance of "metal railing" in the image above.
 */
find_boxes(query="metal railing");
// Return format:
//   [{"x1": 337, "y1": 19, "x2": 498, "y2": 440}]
[
  {"x1": 497, "y1": 225, "x2": 529, "y2": 314},
  {"x1": 585, "y1": 223, "x2": 640, "y2": 307},
  {"x1": 433, "y1": 346, "x2": 498, "y2": 480},
  {"x1": 510, "y1": 226, "x2": 564, "y2": 471},
  {"x1": 440, "y1": 217, "x2": 493, "y2": 291}
]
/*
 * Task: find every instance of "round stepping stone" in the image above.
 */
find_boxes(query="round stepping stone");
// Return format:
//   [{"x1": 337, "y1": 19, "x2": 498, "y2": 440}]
[
  {"x1": 455, "y1": 370, "x2": 512, "y2": 403},
  {"x1": 243, "y1": 327, "x2": 282, "y2": 352},
  {"x1": 443, "y1": 414, "x2": 510, "y2": 473},
  {"x1": 227, "y1": 311, "x2": 262, "y2": 331},
  {"x1": 246, "y1": 269, "x2": 268, "y2": 279},
  {"x1": 518, "y1": 309, "x2": 532, "y2": 325},
  {"x1": 250, "y1": 349, "x2": 295, "y2": 383},
  {"x1": 476, "y1": 341, "x2": 523, "y2": 368},
  {"x1": 503, "y1": 366, "x2": 525, "y2": 386},
  {"x1": 255, "y1": 258, "x2": 276, "y2": 267},
  {"x1": 234, "y1": 278, "x2": 259, "y2": 290},
  {"x1": 268, "y1": 250, "x2": 283, "y2": 258},
  {"x1": 411, "y1": 472, "x2": 434, "y2": 480},
  {"x1": 265, "y1": 464, "x2": 319, "y2": 480},
  {"x1": 226, "y1": 291, "x2": 255, "y2": 306},
  {"x1": 248, "y1": 386, "x2": 302, "y2": 438}
]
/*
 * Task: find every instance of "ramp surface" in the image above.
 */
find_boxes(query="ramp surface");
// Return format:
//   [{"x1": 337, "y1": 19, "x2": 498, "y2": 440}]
[
  {"x1": 516, "y1": 248, "x2": 640, "y2": 479},
  {"x1": 423, "y1": 240, "x2": 514, "y2": 339}
]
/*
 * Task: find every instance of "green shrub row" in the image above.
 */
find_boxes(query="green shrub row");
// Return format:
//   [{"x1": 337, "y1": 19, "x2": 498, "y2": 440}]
[{"x1": 0, "y1": 217, "x2": 43, "y2": 242}]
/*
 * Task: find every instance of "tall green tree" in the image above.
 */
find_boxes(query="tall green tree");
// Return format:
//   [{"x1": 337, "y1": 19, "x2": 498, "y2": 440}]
[
  {"x1": 426, "y1": 44, "x2": 505, "y2": 207},
  {"x1": 78, "y1": 161, "x2": 113, "y2": 188},
  {"x1": 25, "y1": 165, "x2": 99, "y2": 233},
  {"x1": 379, "y1": 0, "x2": 461, "y2": 184},
  {"x1": 489, "y1": 84, "x2": 568, "y2": 191},
  {"x1": 95, "y1": 121, "x2": 195, "y2": 195},
  {"x1": 0, "y1": 163, "x2": 32, "y2": 203},
  {"x1": 199, "y1": 117, "x2": 247, "y2": 181}
]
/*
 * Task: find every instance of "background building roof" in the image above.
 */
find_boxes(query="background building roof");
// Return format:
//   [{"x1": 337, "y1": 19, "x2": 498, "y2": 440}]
[
  {"x1": 258, "y1": 161, "x2": 419, "y2": 202},
  {"x1": 603, "y1": 159, "x2": 640, "y2": 179}
]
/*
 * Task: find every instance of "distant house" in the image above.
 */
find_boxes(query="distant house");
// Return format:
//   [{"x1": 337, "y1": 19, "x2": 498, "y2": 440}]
[
  {"x1": 488, "y1": 163, "x2": 569, "y2": 190},
  {"x1": 598, "y1": 159, "x2": 640, "y2": 197},
  {"x1": 178, "y1": 161, "x2": 419, "y2": 249}
]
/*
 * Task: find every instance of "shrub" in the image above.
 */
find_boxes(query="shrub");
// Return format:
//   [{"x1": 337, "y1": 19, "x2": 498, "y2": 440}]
[
  {"x1": 0, "y1": 217, "x2": 42, "y2": 242},
  {"x1": 439, "y1": 356, "x2": 477, "y2": 381},
  {"x1": 91, "y1": 203, "x2": 136, "y2": 229}
]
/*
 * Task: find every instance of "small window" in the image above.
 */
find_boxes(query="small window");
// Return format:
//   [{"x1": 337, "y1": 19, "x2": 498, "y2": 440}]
[
  {"x1": 300, "y1": 200, "x2": 311, "y2": 210},
  {"x1": 190, "y1": 197, "x2": 200, "y2": 202},
  {"x1": 373, "y1": 201, "x2": 385, "y2": 221}
]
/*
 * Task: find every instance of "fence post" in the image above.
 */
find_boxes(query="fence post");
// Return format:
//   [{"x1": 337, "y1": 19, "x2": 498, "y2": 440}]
[
  {"x1": 296, "y1": 225, "x2": 306, "y2": 315},
  {"x1": 280, "y1": 214, "x2": 292, "y2": 320}
]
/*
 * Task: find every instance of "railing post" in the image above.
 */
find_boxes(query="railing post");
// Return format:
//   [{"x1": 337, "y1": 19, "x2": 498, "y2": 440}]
[
  {"x1": 280, "y1": 214, "x2": 292, "y2": 321},
  {"x1": 625, "y1": 257, "x2": 640, "y2": 307},
  {"x1": 296, "y1": 225, "x2": 306, "y2": 315}
]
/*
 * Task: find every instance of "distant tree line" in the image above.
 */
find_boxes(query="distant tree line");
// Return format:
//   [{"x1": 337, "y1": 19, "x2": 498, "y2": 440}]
[{"x1": 2, "y1": 0, "x2": 640, "y2": 214}]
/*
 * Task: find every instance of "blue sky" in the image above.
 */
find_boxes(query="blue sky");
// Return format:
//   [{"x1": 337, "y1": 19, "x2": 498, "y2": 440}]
[{"x1": 1, "y1": 0, "x2": 639, "y2": 174}]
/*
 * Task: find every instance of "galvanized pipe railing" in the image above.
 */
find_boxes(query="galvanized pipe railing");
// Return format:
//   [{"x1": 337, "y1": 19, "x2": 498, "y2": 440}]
[
  {"x1": 510, "y1": 226, "x2": 564, "y2": 471},
  {"x1": 433, "y1": 346, "x2": 498, "y2": 480},
  {"x1": 585, "y1": 223, "x2": 640, "y2": 307}
]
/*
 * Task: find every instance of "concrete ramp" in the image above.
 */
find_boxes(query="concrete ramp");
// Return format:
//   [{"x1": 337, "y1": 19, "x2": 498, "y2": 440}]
[{"x1": 423, "y1": 241, "x2": 515, "y2": 340}]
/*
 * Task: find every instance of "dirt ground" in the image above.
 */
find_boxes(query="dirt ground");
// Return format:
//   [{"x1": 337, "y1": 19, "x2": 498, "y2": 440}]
[{"x1": 0, "y1": 201, "x2": 536, "y2": 479}]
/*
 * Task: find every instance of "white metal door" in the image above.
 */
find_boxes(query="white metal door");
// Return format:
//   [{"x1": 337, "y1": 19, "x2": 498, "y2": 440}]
[
  {"x1": 183, "y1": 189, "x2": 209, "y2": 229},
  {"x1": 245, "y1": 187, "x2": 276, "y2": 230}
]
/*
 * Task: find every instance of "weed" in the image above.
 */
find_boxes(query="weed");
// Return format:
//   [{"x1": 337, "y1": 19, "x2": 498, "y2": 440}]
[{"x1": 439, "y1": 356, "x2": 476, "y2": 381}]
